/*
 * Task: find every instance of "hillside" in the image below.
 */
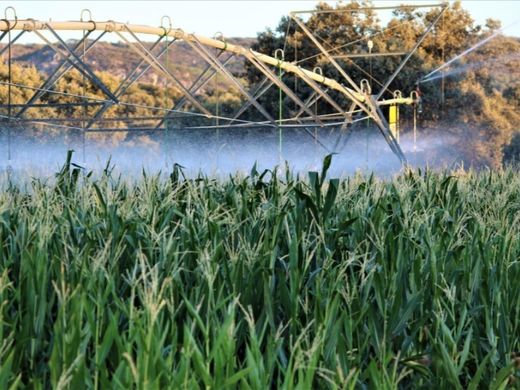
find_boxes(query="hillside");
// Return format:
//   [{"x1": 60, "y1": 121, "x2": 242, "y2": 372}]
[{"x1": 1, "y1": 37, "x2": 256, "y2": 87}]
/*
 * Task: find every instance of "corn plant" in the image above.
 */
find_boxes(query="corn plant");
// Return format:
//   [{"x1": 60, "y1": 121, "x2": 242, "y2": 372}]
[{"x1": 0, "y1": 152, "x2": 518, "y2": 388}]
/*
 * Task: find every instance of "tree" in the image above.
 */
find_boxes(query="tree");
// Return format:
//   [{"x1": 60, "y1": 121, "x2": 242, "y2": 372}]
[
  {"x1": 247, "y1": 1, "x2": 381, "y2": 120},
  {"x1": 246, "y1": 0, "x2": 520, "y2": 168},
  {"x1": 503, "y1": 132, "x2": 520, "y2": 165}
]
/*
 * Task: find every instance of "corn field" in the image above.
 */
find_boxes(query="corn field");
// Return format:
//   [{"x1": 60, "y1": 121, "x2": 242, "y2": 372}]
[{"x1": 0, "y1": 152, "x2": 519, "y2": 389}]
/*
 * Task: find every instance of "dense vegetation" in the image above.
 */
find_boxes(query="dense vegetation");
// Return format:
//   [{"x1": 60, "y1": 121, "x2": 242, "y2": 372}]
[
  {"x1": 249, "y1": 1, "x2": 520, "y2": 168},
  {"x1": 0, "y1": 153, "x2": 518, "y2": 388},
  {"x1": 0, "y1": 39, "x2": 250, "y2": 144},
  {"x1": 0, "y1": 1, "x2": 518, "y2": 166},
  {"x1": 1, "y1": 2, "x2": 519, "y2": 388}
]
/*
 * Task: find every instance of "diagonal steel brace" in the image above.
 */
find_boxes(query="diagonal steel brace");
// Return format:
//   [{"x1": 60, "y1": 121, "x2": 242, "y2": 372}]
[
  {"x1": 39, "y1": 24, "x2": 118, "y2": 102},
  {"x1": 156, "y1": 51, "x2": 233, "y2": 129},
  {"x1": 86, "y1": 35, "x2": 173, "y2": 128},
  {"x1": 17, "y1": 30, "x2": 107, "y2": 118},
  {"x1": 0, "y1": 31, "x2": 25, "y2": 56},
  {"x1": 186, "y1": 34, "x2": 275, "y2": 123},
  {"x1": 295, "y1": 66, "x2": 350, "y2": 119},
  {"x1": 289, "y1": 14, "x2": 363, "y2": 95},
  {"x1": 245, "y1": 50, "x2": 323, "y2": 125},
  {"x1": 228, "y1": 76, "x2": 275, "y2": 124},
  {"x1": 118, "y1": 26, "x2": 211, "y2": 116},
  {"x1": 375, "y1": 4, "x2": 448, "y2": 100}
]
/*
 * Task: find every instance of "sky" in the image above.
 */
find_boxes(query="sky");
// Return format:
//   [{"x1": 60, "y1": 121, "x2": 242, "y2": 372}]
[{"x1": 4, "y1": 0, "x2": 520, "y2": 43}]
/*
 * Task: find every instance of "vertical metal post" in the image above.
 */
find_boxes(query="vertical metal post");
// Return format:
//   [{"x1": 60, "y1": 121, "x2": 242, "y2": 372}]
[
  {"x1": 161, "y1": 17, "x2": 176, "y2": 170},
  {"x1": 0, "y1": 11, "x2": 17, "y2": 172},
  {"x1": 215, "y1": 59, "x2": 219, "y2": 169},
  {"x1": 214, "y1": 33, "x2": 223, "y2": 129},
  {"x1": 413, "y1": 104, "x2": 417, "y2": 158},
  {"x1": 314, "y1": 90, "x2": 318, "y2": 163},
  {"x1": 82, "y1": 30, "x2": 86, "y2": 165},
  {"x1": 396, "y1": 104, "x2": 400, "y2": 143},
  {"x1": 367, "y1": 40, "x2": 373, "y2": 170},
  {"x1": 213, "y1": 32, "x2": 223, "y2": 171},
  {"x1": 80, "y1": 10, "x2": 91, "y2": 165},
  {"x1": 412, "y1": 90, "x2": 418, "y2": 163},
  {"x1": 215, "y1": 55, "x2": 219, "y2": 129},
  {"x1": 279, "y1": 63, "x2": 282, "y2": 159},
  {"x1": 275, "y1": 49, "x2": 284, "y2": 160},
  {"x1": 313, "y1": 66, "x2": 322, "y2": 163},
  {"x1": 294, "y1": 40, "x2": 298, "y2": 111},
  {"x1": 441, "y1": 10, "x2": 445, "y2": 111},
  {"x1": 6, "y1": 18, "x2": 12, "y2": 162},
  {"x1": 162, "y1": 16, "x2": 172, "y2": 169}
]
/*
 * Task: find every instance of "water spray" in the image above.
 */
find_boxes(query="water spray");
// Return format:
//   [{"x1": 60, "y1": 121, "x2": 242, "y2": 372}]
[
  {"x1": 423, "y1": 53, "x2": 520, "y2": 83},
  {"x1": 419, "y1": 22, "x2": 517, "y2": 84}
]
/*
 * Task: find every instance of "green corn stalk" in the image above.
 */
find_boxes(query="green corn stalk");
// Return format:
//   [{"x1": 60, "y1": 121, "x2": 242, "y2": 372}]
[{"x1": 0, "y1": 151, "x2": 518, "y2": 388}]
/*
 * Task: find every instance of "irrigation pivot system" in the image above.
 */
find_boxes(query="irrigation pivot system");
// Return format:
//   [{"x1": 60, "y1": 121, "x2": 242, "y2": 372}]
[{"x1": 0, "y1": 3, "x2": 448, "y2": 165}]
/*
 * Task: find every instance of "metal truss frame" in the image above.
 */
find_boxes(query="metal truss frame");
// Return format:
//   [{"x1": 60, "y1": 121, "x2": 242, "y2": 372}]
[{"x1": 0, "y1": 2, "x2": 448, "y2": 165}]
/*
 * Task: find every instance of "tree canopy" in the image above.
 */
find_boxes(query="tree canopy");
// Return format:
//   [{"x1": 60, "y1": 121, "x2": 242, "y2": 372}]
[
  {"x1": 247, "y1": 0, "x2": 520, "y2": 167},
  {"x1": 0, "y1": 1, "x2": 519, "y2": 168}
]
